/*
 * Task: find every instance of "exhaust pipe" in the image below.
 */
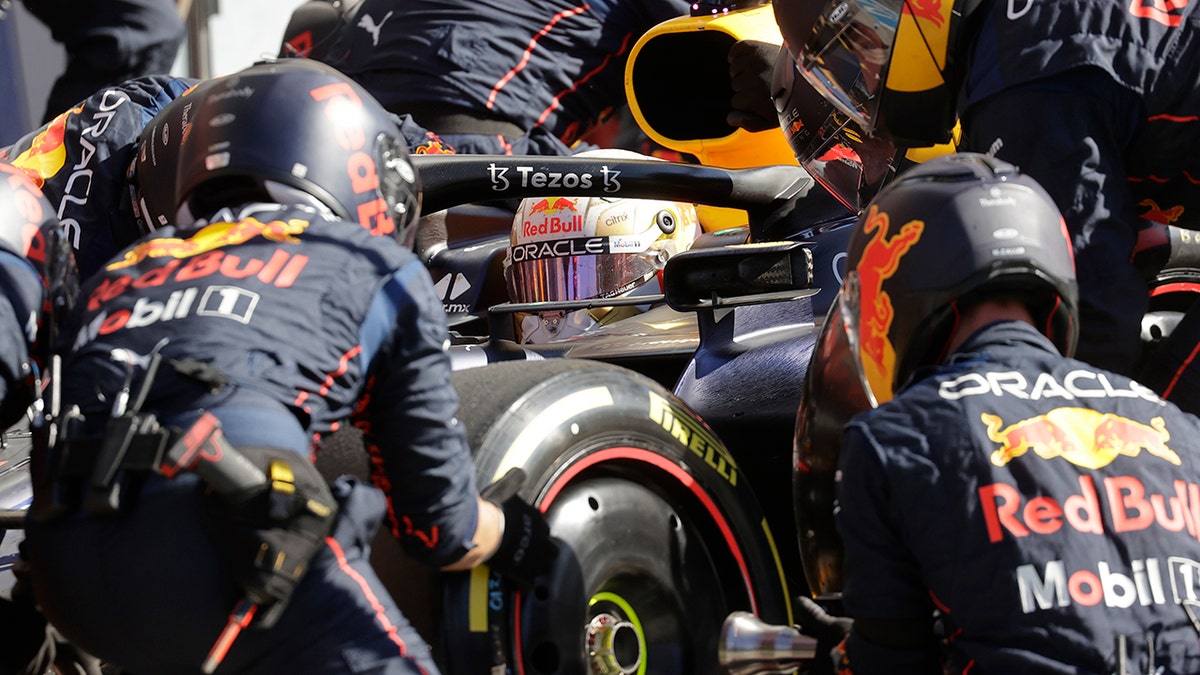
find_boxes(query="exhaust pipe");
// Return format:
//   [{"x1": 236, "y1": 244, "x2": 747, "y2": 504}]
[{"x1": 719, "y1": 611, "x2": 819, "y2": 675}]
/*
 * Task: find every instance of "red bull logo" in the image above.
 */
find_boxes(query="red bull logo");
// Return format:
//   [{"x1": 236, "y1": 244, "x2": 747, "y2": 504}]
[
  {"x1": 902, "y1": 0, "x2": 947, "y2": 27},
  {"x1": 107, "y1": 217, "x2": 310, "y2": 270},
  {"x1": 309, "y1": 82, "x2": 396, "y2": 238},
  {"x1": 1139, "y1": 198, "x2": 1185, "y2": 225},
  {"x1": 854, "y1": 205, "x2": 924, "y2": 401},
  {"x1": 0, "y1": 163, "x2": 49, "y2": 262},
  {"x1": 412, "y1": 136, "x2": 454, "y2": 155},
  {"x1": 1128, "y1": 0, "x2": 1191, "y2": 27},
  {"x1": 983, "y1": 408, "x2": 1180, "y2": 469},
  {"x1": 526, "y1": 197, "x2": 578, "y2": 215},
  {"x1": 9, "y1": 104, "x2": 84, "y2": 189}
]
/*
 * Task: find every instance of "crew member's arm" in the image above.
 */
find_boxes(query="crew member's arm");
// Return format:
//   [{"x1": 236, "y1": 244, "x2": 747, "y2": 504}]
[
  {"x1": 356, "y1": 257, "x2": 488, "y2": 569},
  {"x1": 836, "y1": 422, "x2": 941, "y2": 674}
]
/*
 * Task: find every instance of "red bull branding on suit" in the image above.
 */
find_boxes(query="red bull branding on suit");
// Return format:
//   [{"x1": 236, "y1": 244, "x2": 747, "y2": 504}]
[
  {"x1": 972, "y1": 400, "x2": 1200, "y2": 614},
  {"x1": 8, "y1": 104, "x2": 83, "y2": 189}
]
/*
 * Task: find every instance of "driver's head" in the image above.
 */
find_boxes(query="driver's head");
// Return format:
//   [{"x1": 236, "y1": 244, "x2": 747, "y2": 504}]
[
  {"x1": 839, "y1": 153, "x2": 1077, "y2": 404},
  {"x1": 503, "y1": 151, "x2": 700, "y2": 343},
  {"x1": 149, "y1": 59, "x2": 423, "y2": 248}
]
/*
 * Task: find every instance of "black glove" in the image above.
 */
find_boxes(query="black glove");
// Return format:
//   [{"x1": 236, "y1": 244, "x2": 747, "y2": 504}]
[
  {"x1": 481, "y1": 468, "x2": 558, "y2": 590},
  {"x1": 727, "y1": 39, "x2": 783, "y2": 133},
  {"x1": 795, "y1": 596, "x2": 852, "y2": 675}
]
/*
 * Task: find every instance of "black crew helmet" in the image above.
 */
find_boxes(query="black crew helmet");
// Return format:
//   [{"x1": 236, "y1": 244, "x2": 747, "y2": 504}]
[
  {"x1": 132, "y1": 80, "x2": 215, "y2": 234},
  {"x1": 172, "y1": 58, "x2": 422, "y2": 248},
  {"x1": 840, "y1": 152, "x2": 1078, "y2": 404},
  {"x1": 0, "y1": 161, "x2": 79, "y2": 361}
]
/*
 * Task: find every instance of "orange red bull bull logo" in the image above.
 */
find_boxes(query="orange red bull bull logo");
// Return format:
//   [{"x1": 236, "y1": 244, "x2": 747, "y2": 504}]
[
  {"x1": 1139, "y1": 198, "x2": 1185, "y2": 225},
  {"x1": 527, "y1": 197, "x2": 577, "y2": 215},
  {"x1": 902, "y1": 0, "x2": 947, "y2": 27},
  {"x1": 978, "y1": 409, "x2": 1199, "y2": 548},
  {"x1": 107, "y1": 217, "x2": 310, "y2": 270},
  {"x1": 983, "y1": 408, "x2": 1179, "y2": 470},
  {"x1": 9, "y1": 104, "x2": 84, "y2": 189},
  {"x1": 854, "y1": 205, "x2": 924, "y2": 401}
]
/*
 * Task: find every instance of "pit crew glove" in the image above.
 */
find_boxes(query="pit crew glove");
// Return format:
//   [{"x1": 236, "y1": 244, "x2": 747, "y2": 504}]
[
  {"x1": 482, "y1": 468, "x2": 559, "y2": 591},
  {"x1": 795, "y1": 596, "x2": 852, "y2": 675},
  {"x1": 727, "y1": 39, "x2": 782, "y2": 133}
]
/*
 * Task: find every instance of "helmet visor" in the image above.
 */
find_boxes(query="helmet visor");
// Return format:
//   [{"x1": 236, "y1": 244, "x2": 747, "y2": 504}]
[
  {"x1": 505, "y1": 245, "x2": 662, "y2": 304},
  {"x1": 796, "y1": 0, "x2": 903, "y2": 134},
  {"x1": 775, "y1": 49, "x2": 898, "y2": 211}
]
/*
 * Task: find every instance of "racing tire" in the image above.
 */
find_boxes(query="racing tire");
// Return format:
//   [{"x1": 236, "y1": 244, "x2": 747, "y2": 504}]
[{"x1": 442, "y1": 358, "x2": 792, "y2": 675}]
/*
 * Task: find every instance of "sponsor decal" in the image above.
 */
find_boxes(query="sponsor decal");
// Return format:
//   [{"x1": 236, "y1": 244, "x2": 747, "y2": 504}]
[
  {"x1": 526, "y1": 197, "x2": 577, "y2": 215},
  {"x1": 434, "y1": 272, "x2": 473, "y2": 314},
  {"x1": 487, "y1": 163, "x2": 623, "y2": 193},
  {"x1": 1139, "y1": 198, "x2": 1185, "y2": 225},
  {"x1": 308, "y1": 82, "x2": 397, "y2": 237},
  {"x1": 74, "y1": 285, "x2": 262, "y2": 349},
  {"x1": 854, "y1": 205, "x2": 924, "y2": 401},
  {"x1": 107, "y1": 217, "x2": 309, "y2": 269},
  {"x1": 648, "y1": 391, "x2": 738, "y2": 486},
  {"x1": 357, "y1": 10, "x2": 393, "y2": 46},
  {"x1": 938, "y1": 369, "x2": 1163, "y2": 403},
  {"x1": 44, "y1": 91, "x2": 129, "y2": 249},
  {"x1": 982, "y1": 408, "x2": 1179, "y2": 470},
  {"x1": 508, "y1": 236, "x2": 610, "y2": 263},
  {"x1": 1015, "y1": 556, "x2": 1200, "y2": 614},
  {"x1": 9, "y1": 104, "x2": 84, "y2": 188},
  {"x1": 412, "y1": 137, "x2": 454, "y2": 155},
  {"x1": 902, "y1": 0, "x2": 947, "y2": 27},
  {"x1": 520, "y1": 214, "x2": 585, "y2": 238}
]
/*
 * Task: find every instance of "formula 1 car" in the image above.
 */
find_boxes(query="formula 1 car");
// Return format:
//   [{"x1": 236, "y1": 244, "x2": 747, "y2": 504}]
[
  {"x1": 0, "y1": 151, "x2": 846, "y2": 675},
  {"x1": 340, "y1": 152, "x2": 857, "y2": 675}
]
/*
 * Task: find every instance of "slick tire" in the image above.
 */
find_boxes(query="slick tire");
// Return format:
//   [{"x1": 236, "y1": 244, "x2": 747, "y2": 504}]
[{"x1": 442, "y1": 358, "x2": 792, "y2": 675}]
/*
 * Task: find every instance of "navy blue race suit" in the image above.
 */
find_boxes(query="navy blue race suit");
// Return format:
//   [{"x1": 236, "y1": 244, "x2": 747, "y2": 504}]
[
  {"x1": 0, "y1": 76, "x2": 199, "y2": 280},
  {"x1": 20, "y1": 0, "x2": 186, "y2": 124},
  {"x1": 838, "y1": 321, "x2": 1200, "y2": 674},
  {"x1": 23, "y1": 202, "x2": 479, "y2": 674},
  {"x1": 958, "y1": 0, "x2": 1200, "y2": 382},
  {"x1": 317, "y1": 0, "x2": 692, "y2": 151},
  {"x1": 0, "y1": 76, "x2": 461, "y2": 280}
]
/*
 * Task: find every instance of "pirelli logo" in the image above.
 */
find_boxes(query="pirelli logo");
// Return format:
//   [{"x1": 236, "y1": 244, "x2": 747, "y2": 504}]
[{"x1": 648, "y1": 391, "x2": 738, "y2": 486}]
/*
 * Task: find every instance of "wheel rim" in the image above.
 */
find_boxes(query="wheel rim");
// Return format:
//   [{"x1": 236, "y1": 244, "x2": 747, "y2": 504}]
[{"x1": 516, "y1": 452, "x2": 757, "y2": 675}]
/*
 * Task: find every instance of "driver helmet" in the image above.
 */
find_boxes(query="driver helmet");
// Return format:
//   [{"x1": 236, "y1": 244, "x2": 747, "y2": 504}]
[
  {"x1": 840, "y1": 152, "x2": 1077, "y2": 404},
  {"x1": 773, "y1": 0, "x2": 984, "y2": 147},
  {"x1": 503, "y1": 151, "x2": 699, "y2": 344},
  {"x1": 162, "y1": 59, "x2": 423, "y2": 248}
]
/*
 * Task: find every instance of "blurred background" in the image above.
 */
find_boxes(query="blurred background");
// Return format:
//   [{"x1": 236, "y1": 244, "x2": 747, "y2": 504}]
[{"x1": 0, "y1": 0, "x2": 297, "y2": 145}]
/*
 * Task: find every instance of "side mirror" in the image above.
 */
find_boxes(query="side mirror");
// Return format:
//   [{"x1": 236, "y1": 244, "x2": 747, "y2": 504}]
[{"x1": 663, "y1": 241, "x2": 815, "y2": 312}]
